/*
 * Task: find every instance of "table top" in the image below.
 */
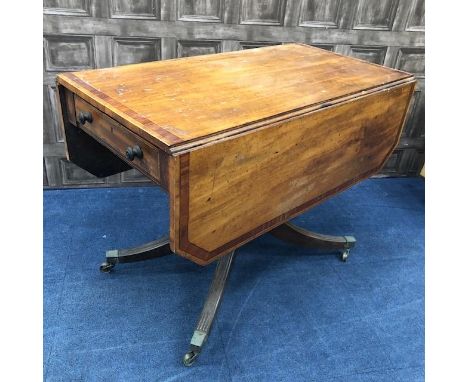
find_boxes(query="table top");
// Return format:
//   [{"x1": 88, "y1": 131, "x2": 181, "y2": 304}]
[{"x1": 57, "y1": 43, "x2": 412, "y2": 153}]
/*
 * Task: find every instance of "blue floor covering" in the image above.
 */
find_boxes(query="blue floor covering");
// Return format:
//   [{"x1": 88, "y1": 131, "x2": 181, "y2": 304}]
[{"x1": 44, "y1": 178, "x2": 424, "y2": 381}]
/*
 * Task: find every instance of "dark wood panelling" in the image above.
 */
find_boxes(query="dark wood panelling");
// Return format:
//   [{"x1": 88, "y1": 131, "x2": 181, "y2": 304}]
[
  {"x1": 348, "y1": 45, "x2": 387, "y2": 65},
  {"x1": 60, "y1": 158, "x2": 107, "y2": 185},
  {"x1": 43, "y1": 0, "x2": 425, "y2": 187},
  {"x1": 239, "y1": 41, "x2": 281, "y2": 49},
  {"x1": 43, "y1": 159, "x2": 49, "y2": 186},
  {"x1": 299, "y1": 0, "x2": 342, "y2": 28},
  {"x1": 353, "y1": 0, "x2": 399, "y2": 30},
  {"x1": 112, "y1": 38, "x2": 161, "y2": 66},
  {"x1": 240, "y1": 0, "x2": 286, "y2": 25},
  {"x1": 121, "y1": 168, "x2": 152, "y2": 183},
  {"x1": 402, "y1": 81, "x2": 424, "y2": 138},
  {"x1": 44, "y1": 35, "x2": 95, "y2": 71},
  {"x1": 43, "y1": 0, "x2": 91, "y2": 16},
  {"x1": 177, "y1": 39, "x2": 221, "y2": 57},
  {"x1": 43, "y1": 17, "x2": 425, "y2": 46},
  {"x1": 395, "y1": 47, "x2": 425, "y2": 78},
  {"x1": 406, "y1": 0, "x2": 425, "y2": 31},
  {"x1": 311, "y1": 43, "x2": 335, "y2": 52},
  {"x1": 381, "y1": 146, "x2": 424, "y2": 176},
  {"x1": 382, "y1": 148, "x2": 404, "y2": 175},
  {"x1": 43, "y1": 85, "x2": 58, "y2": 144},
  {"x1": 109, "y1": 0, "x2": 161, "y2": 19},
  {"x1": 177, "y1": 0, "x2": 223, "y2": 22}
]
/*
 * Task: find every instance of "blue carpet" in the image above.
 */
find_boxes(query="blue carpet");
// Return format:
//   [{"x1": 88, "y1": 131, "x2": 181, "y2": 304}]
[{"x1": 44, "y1": 178, "x2": 424, "y2": 381}]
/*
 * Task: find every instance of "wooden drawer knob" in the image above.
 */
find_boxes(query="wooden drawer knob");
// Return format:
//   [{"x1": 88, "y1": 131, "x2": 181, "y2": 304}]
[
  {"x1": 125, "y1": 145, "x2": 143, "y2": 161},
  {"x1": 78, "y1": 111, "x2": 93, "y2": 124}
]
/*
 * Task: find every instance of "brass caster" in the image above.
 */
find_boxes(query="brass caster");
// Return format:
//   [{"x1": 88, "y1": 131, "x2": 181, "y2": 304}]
[
  {"x1": 341, "y1": 250, "x2": 349, "y2": 262},
  {"x1": 99, "y1": 261, "x2": 115, "y2": 273},
  {"x1": 183, "y1": 350, "x2": 199, "y2": 367}
]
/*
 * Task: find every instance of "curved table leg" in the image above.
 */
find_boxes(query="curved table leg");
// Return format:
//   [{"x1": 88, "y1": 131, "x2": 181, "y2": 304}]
[
  {"x1": 100, "y1": 236, "x2": 172, "y2": 273},
  {"x1": 183, "y1": 250, "x2": 235, "y2": 367},
  {"x1": 270, "y1": 222, "x2": 356, "y2": 262}
]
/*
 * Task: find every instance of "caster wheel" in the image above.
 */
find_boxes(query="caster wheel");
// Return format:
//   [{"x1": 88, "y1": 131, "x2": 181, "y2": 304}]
[
  {"x1": 99, "y1": 261, "x2": 115, "y2": 273},
  {"x1": 341, "y1": 250, "x2": 349, "y2": 262},
  {"x1": 183, "y1": 350, "x2": 199, "y2": 367}
]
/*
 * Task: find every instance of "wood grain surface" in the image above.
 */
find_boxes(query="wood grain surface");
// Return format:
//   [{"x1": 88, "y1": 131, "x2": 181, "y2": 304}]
[
  {"x1": 57, "y1": 43, "x2": 412, "y2": 153},
  {"x1": 73, "y1": 96, "x2": 165, "y2": 187},
  {"x1": 170, "y1": 81, "x2": 415, "y2": 265},
  {"x1": 58, "y1": 86, "x2": 132, "y2": 179},
  {"x1": 57, "y1": 43, "x2": 415, "y2": 265},
  {"x1": 44, "y1": 1, "x2": 425, "y2": 187}
]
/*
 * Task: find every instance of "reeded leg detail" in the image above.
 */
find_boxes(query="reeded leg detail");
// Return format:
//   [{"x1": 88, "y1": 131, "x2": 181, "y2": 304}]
[
  {"x1": 183, "y1": 250, "x2": 236, "y2": 367},
  {"x1": 270, "y1": 222, "x2": 356, "y2": 261},
  {"x1": 100, "y1": 236, "x2": 172, "y2": 273}
]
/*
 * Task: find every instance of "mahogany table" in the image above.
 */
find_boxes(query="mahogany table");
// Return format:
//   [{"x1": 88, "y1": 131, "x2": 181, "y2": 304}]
[{"x1": 56, "y1": 43, "x2": 415, "y2": 366}]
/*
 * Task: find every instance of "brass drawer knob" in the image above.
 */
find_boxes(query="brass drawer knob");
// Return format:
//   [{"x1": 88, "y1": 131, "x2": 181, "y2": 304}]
[
  {"x1": 78, "y1": 111, "x2": 93, "y2": 124},
  {"x1": 125, "y1": 145, "x2": 143, "y2": 161}
]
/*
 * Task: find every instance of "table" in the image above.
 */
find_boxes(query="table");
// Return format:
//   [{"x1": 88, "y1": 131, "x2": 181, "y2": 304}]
[{"x1": 56, "y1": 43, "x2": 415, "y2": 366}]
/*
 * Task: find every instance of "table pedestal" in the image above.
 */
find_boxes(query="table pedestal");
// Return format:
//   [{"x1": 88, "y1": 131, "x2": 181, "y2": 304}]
[{"x1": 99, "y1": 223, "x2": 356, "y2": 366}]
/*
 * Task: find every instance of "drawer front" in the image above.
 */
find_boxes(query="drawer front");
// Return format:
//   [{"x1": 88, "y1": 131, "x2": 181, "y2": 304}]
[{"x1": 73, "y1": 96, "x2": 161, "y2": 183}]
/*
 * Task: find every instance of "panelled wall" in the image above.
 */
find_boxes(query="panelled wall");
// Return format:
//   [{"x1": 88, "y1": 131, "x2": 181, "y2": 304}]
[{"x1": 43, "y1": 0, "x2": 425, "y2": 188}]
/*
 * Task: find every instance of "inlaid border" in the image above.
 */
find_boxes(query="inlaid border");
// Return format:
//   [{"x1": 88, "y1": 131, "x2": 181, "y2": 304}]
[
  {"x1": 59, "y1": 72, "x2": 182, "y2": 149},
  {"x1": 174, "y1": 81, "x2": 416, "y2": 265}
]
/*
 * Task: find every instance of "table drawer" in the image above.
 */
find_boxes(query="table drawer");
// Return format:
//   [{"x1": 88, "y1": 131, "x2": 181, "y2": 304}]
[{"x1": 73, "y1": 96, "x2": 161, "y2": 184}]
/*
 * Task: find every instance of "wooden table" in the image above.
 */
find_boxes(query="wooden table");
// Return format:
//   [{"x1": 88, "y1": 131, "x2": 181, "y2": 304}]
[{"x1": 56, "y1": 43, "x2": 415, "y2": 366}]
